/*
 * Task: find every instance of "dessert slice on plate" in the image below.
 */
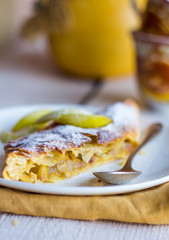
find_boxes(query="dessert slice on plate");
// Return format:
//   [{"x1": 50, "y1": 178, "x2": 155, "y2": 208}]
[{"x1": 2, "y1": 100, "x2": 139, "y2": 183}]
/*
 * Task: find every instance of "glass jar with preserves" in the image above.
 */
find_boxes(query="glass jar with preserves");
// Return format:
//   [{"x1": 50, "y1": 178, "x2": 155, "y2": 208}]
[
  {"x1": 134, "y1": 32, "x2": 169, "y2": 108},
  {"x1": 134, "y1": 0, "x2": 169, "y2": 109}
]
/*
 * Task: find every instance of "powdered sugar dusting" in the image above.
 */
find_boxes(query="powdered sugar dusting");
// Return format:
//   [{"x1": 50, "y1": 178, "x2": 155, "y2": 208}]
[
  {"x1": 99, "y1": 102, "x2": 138, "y2": 127},
  {"x1": 5, "y1": 101, "x2": 139, "y2": 156}
]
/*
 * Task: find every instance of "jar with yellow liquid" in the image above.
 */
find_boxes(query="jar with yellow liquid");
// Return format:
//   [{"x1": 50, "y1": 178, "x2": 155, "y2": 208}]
[{"x1": 22, "y1": 0, "x2": 147, "y2": 78}]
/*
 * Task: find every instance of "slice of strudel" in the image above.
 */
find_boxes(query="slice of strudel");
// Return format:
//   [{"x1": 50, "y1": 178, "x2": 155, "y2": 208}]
[{"x1": 3, "y1": 100, "x2": 139, "y2": 183}]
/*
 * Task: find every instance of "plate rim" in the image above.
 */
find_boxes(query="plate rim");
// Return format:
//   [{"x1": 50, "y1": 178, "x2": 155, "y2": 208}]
[{"x1": 0, "y1": 176, "x2": 169, "y2": 195}]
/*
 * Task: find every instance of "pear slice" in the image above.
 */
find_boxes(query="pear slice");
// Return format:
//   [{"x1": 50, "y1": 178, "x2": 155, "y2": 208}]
[
  {"x1": 57, "y1": 113, "x2": 112, "y2": 128},
  {"x1": 36, "y1": 108, "x2": 91, "y2": 124},
  {"x1": 12, "y1": 109, "x2": 51, "y2": 132},
  {"x1": 37, "y1": 109, "x2": 112, "y2": 128},
  {"x1": 1, "y1": 122, "x2": 51, "y2": 143},
  {"x1": 0, "y1": 131, "x2": 18, "y2": 143}
]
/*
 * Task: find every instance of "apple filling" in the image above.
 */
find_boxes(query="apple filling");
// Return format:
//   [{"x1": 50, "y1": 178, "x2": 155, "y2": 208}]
[{"x1": 3, "y1": 138, "x2": 137, "y2": 183}]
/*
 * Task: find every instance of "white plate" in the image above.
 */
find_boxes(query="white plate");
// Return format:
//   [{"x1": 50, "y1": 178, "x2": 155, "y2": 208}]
[{"x1": 0, "y1": 104, "x2": 168, "y2": 196}]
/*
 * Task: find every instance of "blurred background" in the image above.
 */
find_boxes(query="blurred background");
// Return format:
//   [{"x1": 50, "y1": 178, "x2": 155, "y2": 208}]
[{"x1": 2, "y1": 0, "x2": 168, "y2": 109}]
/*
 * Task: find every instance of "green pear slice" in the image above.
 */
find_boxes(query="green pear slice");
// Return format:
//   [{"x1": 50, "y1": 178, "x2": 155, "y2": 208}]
[
  {"x1": 36, "y1": 108, "x2": 91, "y2": 124},
  {"x1": 12, "y1": 109, "x2": 51, "y2": 132},
  {"x1": 57, "y1": 113, "x2": 112, "y2": 128},
  {"x1": 37, "y1": 109, "x2": 112, "y2": 128}
]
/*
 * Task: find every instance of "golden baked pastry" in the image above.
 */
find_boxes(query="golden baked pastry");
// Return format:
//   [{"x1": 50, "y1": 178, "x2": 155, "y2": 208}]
[{"x1": 3, "y1": 100, "x2": 139, "y2": 183}]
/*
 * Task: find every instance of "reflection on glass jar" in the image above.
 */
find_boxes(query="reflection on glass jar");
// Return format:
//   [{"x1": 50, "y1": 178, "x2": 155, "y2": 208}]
[{"x1": 133, "y1": 31, "x2": 169, "y2": 108}]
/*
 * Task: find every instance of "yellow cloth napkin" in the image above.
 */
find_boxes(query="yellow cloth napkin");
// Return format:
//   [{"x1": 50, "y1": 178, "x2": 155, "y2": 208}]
[{"x1": 1, "y1": 182, "x2": 169, "y2": 224}]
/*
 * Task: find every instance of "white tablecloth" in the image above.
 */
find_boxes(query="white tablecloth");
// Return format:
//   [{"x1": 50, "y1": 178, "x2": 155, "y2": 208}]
[{"x1": 1, "y1": 1, "x2": 169, "y2": 239}]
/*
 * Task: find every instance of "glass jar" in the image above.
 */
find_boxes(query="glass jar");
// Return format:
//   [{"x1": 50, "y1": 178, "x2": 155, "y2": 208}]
[{"x1": 133, "y1": 31, "x2": 169, "y2": 110}]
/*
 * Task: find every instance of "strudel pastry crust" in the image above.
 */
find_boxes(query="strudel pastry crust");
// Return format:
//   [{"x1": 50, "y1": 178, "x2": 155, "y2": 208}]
[{"x1": 3, "y1": 100, "x2": 139, "y2": 183}]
